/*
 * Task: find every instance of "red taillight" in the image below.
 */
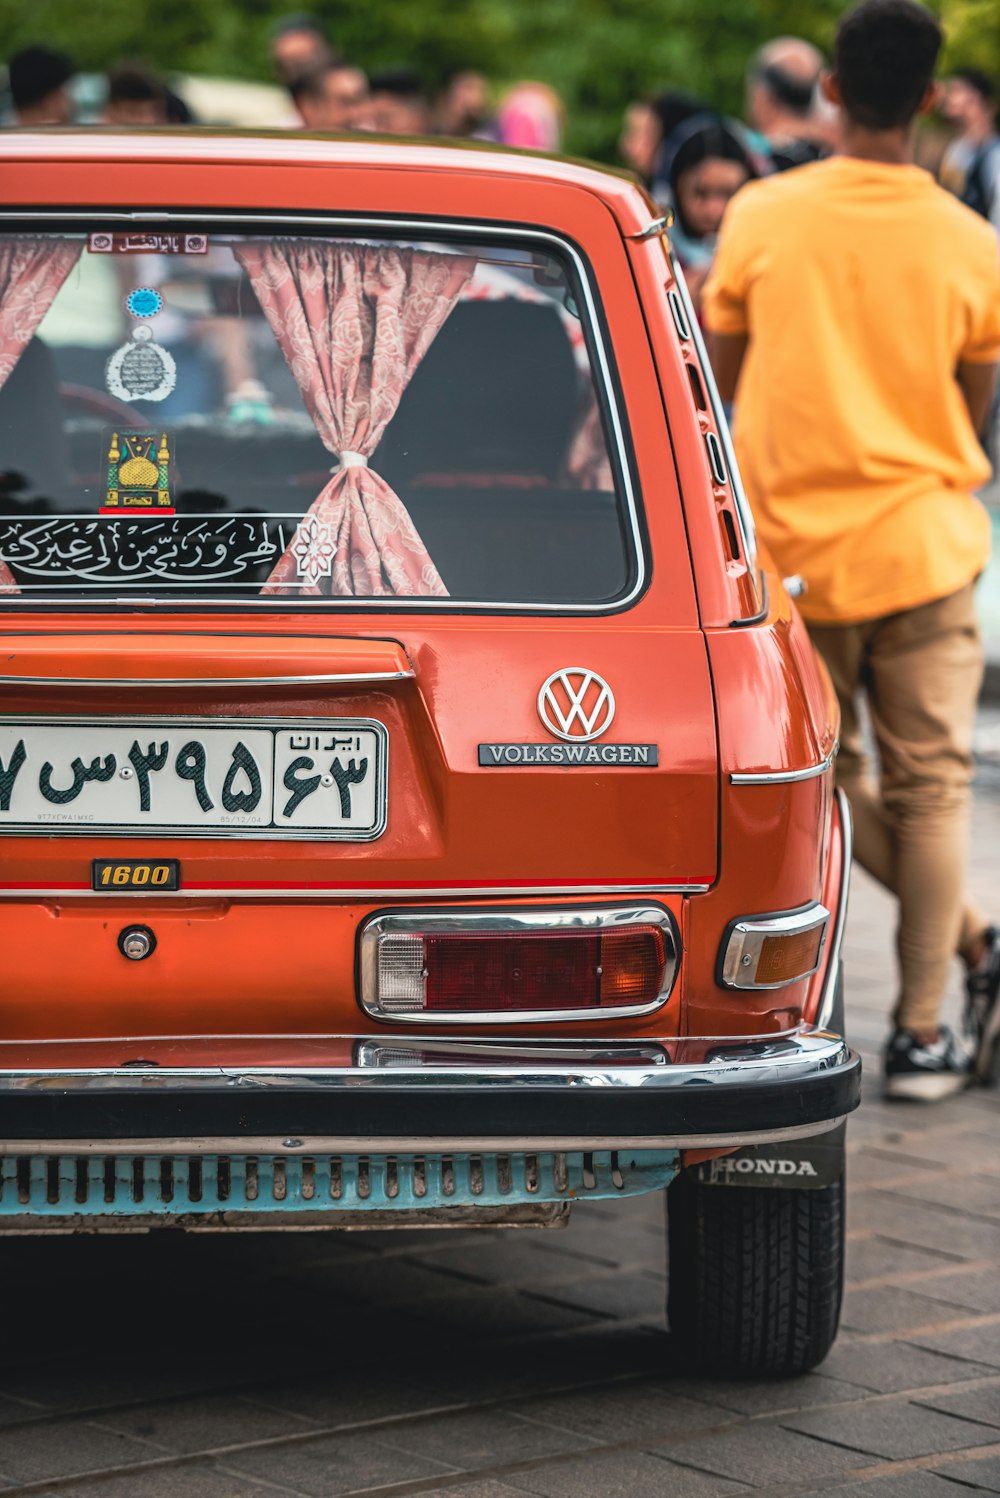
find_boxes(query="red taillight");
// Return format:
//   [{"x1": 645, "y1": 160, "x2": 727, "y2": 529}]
[
  {"x1": 368, "y1": 926, "x2": 668, "y2": 1017},
  {"x1": 426, "y1": 934, "x2": 596, "y2": 1011}
]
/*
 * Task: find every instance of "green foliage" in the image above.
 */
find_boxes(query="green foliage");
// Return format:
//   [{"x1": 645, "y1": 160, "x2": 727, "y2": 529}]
[
  {"x1": 0, "y1": 0, "x2": 997, "y2": 160},
  {"x1": 942, "y1": 0, "x2": 1000, "y2": 77},
  {"x1": 468, "y1": 0, "x2": 847, "y2": 160}
]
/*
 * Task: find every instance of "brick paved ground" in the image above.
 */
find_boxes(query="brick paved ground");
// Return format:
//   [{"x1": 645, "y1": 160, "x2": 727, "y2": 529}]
[{"x1": 0, "y1": 738, "x2": 997, "y2": 1495}]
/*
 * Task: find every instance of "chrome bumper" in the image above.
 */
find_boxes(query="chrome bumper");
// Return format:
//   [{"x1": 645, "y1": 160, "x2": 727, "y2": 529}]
[{"x1": 0, "y1": 1027, "x2": 860, "y2": 1154}]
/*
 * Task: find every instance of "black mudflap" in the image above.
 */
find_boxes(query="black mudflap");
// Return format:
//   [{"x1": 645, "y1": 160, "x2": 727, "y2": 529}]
[{"x1": 692, "y1": 1120, "x2": 846, "y2": 1190}]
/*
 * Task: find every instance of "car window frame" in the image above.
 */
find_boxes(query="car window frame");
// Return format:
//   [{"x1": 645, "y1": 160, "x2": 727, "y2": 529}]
[{"x1": 0, "y1": 209, "x2": 651, "y2": 618}]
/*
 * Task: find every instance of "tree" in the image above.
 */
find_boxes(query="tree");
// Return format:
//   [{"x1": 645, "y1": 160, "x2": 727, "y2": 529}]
[
  {"x1": 1, "y1": 0, "x2": 994, "y2": 161},
  {"x1": 941, "y1": 0, "x2": 1000, "y2": 77}
]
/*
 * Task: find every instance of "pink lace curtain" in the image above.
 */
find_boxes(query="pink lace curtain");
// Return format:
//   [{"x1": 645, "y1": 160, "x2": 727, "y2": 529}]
[
  {"x1": 566, "y1": 391, "x2": 614, "y2": 491},
  {"x1": 0, "y1": 237, "x2": 83, "y2": 594},
  {"x1": 235, "y1": 240, "x2": 475, "y2": 597}
]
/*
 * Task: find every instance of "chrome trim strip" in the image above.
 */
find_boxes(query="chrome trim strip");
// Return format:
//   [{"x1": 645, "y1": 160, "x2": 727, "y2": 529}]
[
  {"x1": 628, "y1": 213, "x2": 672, "y2": 241},
  {"x1": 726, "y1": 571, "x2": 770, "y2": 630},
  {"x1": 816, "y1": 787, "x2": 853, "y2": 1030},
  {"x1": 0, "y1": 882, "x2": 711, "y2": 900},
  {"x1": 721, "y1": 902, "x2": 829, "y2": 990},
  {"x1": 359, "y1": 903, "x2": 678, "y2": 1024},
  {"x1": 0, "y1": 211, "x2": 645, "y2": 617},
  {"x1": 0, "y1": 629, "x2": 409, "y2": 640},
  {"x1": 0, "y1": 671, "x2": 413, "y2": 688},
  {"x1": 0, "y1": 1120, "x2": 844, "y2": 1155},
  {"x1": 0, "y1": 1028, "x2": 848, "y2": 1083},
  {"x1": 730, "y1": 748, "x2": 836, "y2": 785}
]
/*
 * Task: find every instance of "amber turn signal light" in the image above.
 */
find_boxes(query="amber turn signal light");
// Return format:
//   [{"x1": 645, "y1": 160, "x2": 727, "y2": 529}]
[{"x1": 720, "y1": 905, "x2": 829, "y2": 990}]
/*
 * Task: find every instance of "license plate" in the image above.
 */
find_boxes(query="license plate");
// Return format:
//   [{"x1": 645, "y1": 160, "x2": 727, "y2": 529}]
[{"x1": 0, "y1": 718, "x2": 387, "y2": 839}]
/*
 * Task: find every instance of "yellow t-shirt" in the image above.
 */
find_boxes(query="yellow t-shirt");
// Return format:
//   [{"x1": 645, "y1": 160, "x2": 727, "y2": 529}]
[{"x1": 703, "y1": 156, "x2": 1000, "y2": 624}]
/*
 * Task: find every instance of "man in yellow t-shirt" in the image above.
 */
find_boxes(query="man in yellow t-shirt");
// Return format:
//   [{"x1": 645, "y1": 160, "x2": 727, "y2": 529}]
[{"x1": 704, "y1": 0, "x2": 1000, "y2": 1100}]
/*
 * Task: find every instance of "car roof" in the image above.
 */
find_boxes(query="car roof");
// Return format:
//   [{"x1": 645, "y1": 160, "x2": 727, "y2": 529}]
[{"x1": 0, "y1": 128, "x2": 660, "y2": 238}]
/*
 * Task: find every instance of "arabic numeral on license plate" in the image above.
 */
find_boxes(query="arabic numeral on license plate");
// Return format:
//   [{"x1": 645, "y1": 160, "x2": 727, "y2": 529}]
[{"x1": 175, "y1": 741, "x2": 215, "y2": 812}]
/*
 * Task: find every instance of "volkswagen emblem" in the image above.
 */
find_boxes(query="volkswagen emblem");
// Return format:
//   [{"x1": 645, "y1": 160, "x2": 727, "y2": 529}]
[{"x1": 537, "y1": 668, "x2": 616, "y2": 742}]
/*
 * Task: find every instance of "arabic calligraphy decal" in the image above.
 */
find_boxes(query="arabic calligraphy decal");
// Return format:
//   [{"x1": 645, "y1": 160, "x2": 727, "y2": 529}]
[
  {"x1": 106, "y1": 327, "x2": 177, "y2": 404},
  {"x1": 0, "y1": 516, "x2": 294, "y2": 588},
  {"x1": 88, "y1": 233, "x2": 208, "y2": 256},
  {"x1": 125, "y1": 287, "x2": 164, "y2": 319}
]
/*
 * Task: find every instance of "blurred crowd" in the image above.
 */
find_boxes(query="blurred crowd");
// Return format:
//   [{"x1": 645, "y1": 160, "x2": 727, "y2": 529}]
[
  {"x1": 3, "y1": 12, "x2": 999, "y2": 317},
  {"x1": 618, "y1": 40, "x2": 1000, "y2": 310},
  {"x1": 0, "y1": 22, "x2": 565, "y2": 147}
]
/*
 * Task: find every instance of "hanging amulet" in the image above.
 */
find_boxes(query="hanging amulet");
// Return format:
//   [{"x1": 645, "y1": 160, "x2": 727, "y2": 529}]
[{"x1": 105, "y1": 324, "x2": 177, "y2": 404}]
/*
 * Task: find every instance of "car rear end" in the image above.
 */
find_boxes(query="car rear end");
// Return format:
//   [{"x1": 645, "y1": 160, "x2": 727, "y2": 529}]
[{"x1": 0, "y1": 134, "x2": 857, "y2": 1369}]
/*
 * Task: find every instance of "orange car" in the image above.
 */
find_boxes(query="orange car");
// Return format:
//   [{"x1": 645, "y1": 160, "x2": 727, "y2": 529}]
[{"x1": 0, "y1": 131, "x2": 858, "y2": 1376}]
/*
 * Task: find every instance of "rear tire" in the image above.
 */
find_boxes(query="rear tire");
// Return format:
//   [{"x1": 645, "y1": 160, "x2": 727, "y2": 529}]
[{"x1": 666, "y1": 1169, "x2": 845, "y2": 1377}]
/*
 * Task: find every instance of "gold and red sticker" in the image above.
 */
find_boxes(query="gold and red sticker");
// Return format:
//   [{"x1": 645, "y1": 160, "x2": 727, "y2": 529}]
[{"x1": 102, "y1": 430, "x2": 174, "y2": 515}]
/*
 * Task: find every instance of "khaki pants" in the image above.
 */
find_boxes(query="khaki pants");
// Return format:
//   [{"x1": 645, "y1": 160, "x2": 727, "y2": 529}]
[{"x1": 808, "y1": 584, "x2": 986, "y2": 1034}]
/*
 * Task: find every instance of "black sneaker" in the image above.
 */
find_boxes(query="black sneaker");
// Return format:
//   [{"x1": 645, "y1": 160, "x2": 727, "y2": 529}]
[
  {"x1": 883, "y1": 1027, "x2": 970, "y2": 1101},
  {"x1": 966, "y1": 926, "x2": 1000, "y2": 1085}
]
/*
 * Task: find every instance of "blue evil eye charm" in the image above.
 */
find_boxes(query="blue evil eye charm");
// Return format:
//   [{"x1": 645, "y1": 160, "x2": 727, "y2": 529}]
[{"x1": 125, "y1": 286, "x2": 164, "y2": 320}]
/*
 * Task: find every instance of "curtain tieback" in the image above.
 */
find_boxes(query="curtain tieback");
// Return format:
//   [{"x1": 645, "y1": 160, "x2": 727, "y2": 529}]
[{"x1": 331, "y1": 451, "x2": 369, "y2": 473}]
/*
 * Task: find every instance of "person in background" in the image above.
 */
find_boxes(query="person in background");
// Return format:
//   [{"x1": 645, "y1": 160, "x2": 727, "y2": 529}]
[
  {"x1": 745, "y1": 36, "x2": 834, "y2": 168},
  {"x1": 7, "y1": 46, "x2": 73, "y2": 127},
  {"x1": 269, "y1": 15, "x2": 336, "y2": 88},
  {"x1": 939, "y1": 68, "x2": 1000, "y2": 229},
  {"x1": 164, "y1": 87, "x2": 196, "y2": 126},
  {"x1": 704, "y1": 0, "x2": 1000, "y2": 1100},
  {"x1": 619, "y1": 89, "x2": 706, "y2": 194},
  {"x1": 496, "y1": 82, "x2": 564, "y2": 152},
  {"x1": 368, "y1": 68, "x2": 433, "y2": 136},
  {"x1": 292, "y1": 63, "x2": 370, "y2": 132},
  {"x1": 436, "y1": 71, "x2": 491, "y2": 138},
  {"x1": 104, "y1": 63, "x2": 168, "y2": 127},
  {"x1": 666, "y1": 117, "x2": 755, "y2": 310}
]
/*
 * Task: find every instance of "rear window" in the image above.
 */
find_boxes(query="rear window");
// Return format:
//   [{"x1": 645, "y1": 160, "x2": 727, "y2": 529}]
[{"x1": 0, "y1": 225, "x2": 640, "y2": 610}]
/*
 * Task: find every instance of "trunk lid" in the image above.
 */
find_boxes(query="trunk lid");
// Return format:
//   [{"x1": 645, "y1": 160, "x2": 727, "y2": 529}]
[
  {"x1": 0, "y1": 624, "x2": 716, "y2": 897},
  {"x1": 0, "y1": 624, "x2": 715, "y2": 1036}
]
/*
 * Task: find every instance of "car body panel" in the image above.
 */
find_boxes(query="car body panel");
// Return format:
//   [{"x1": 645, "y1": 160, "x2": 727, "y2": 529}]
[{"x1": 0, "y1": 132, "x2": 856, "y2": 1231}]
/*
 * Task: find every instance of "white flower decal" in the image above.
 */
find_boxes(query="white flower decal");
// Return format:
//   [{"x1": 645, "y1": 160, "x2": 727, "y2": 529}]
[{"x1": 291, "y1": 515, "x2": 336, "y2": 588}]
